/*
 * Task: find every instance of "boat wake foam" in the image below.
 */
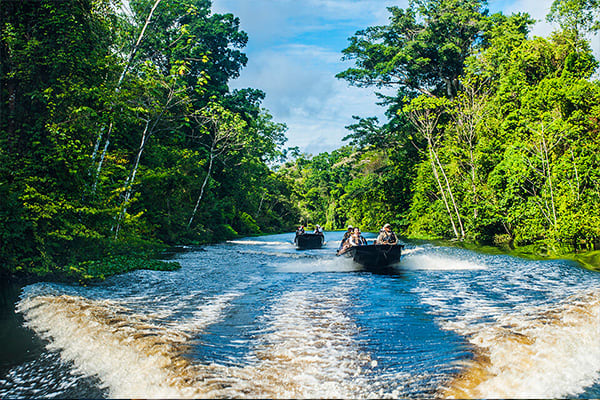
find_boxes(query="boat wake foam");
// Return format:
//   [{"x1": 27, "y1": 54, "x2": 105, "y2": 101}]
[
  {"x1": 17, "y1": 286, "x2": 244, "y2": 398},
  {"x1": 271, "y1": 257, "x2": 360, "y2": 273},
  {"x1": 402, "y1": 250, "x2": 487, "y2": 270},
  {"x1": 17, "y1": 280, "x2": 385, "y2": 398},
  {"x1": 227, "y1": 240, "x2": 291, "y2": 246},
  {"x1": 441, "y1": 291, "x2": 600, "y2": 399},
  {"x1": 224, "y1": 285, "x2": 372, "y2": 398}
]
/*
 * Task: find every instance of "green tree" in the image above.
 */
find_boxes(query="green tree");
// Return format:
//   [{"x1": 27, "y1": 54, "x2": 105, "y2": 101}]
[
  {"x1": 0, "y1": 0, "x2": 300, "y2": 280},
  {"x1": 0, "y1": 0, "x2": 119, "y2": 275},
  {"x1": 337, "y1": 0, "x2": 489, "y2": 99},
  {"x1": 547, "y1": 0, "x2": 600, "y2": 37}
]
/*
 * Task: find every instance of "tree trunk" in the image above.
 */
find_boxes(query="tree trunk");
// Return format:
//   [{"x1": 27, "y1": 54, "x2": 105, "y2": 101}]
[
  {"x1": 541, "y1": 134, "x2": 557, "y2": 228},
  {"x1": 570, "y1": 149, "x2": 580, "y2": 201},
  {"x1": 467, "y1": 146, "x2": 479, "y2": 222},
  {"x1": 113, "y1": 119, "x2": 150, "y2": 239},
  {"x1": 256, "y1": 191, "x2": 266, "y2": 219},
  {"x1": 188, "y1": 151, "x2": 215, "y2": 228},
  {"x1": 112, "y1": 97, "x2": 170, "y2": 238},
  {"x1": 90, "y1": 126, "x2": 105, "y2": 167},
  {"x1": 116, "y1": 0, "x2": 162, "y2": 88},
  {"x1": 91, "y1": 0, "x2": 162, "y2": 194},
  {"x1": 429, "y1": 144, "x2": 459, "y2": 239},
  {"x1": 431, "y1": 144, "x2": 465, "y2": 239},
  {"x1": 92, "y1": 128, "x2": 111, "y2": 193}
]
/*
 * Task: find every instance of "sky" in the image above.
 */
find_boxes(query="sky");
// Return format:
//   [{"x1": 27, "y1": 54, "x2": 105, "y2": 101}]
[{"x1": 211, "y1": 0, "x2": 599, "y2": 155}]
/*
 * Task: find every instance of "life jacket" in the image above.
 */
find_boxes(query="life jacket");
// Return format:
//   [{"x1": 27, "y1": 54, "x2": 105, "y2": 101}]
[
  {"x1": 349, "y1": 234, "x2": 367, "y2": 246},
  {"x1": 380, "y1": 230, "x2": 397, "y2": 243}
]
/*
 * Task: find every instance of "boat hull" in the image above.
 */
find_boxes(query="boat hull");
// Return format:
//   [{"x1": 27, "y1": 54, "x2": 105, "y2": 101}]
[
  {"x1": 338, "y1": 244, "x2": 403, "y2": 268},
  {"x1": 294, "y1": 233, "x2": 324, "y2": 249}
]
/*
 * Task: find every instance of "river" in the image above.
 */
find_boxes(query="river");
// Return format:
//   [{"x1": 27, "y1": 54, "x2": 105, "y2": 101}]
[{"x1": 1, "y1": 231, "x2": 600, "y2": 398}]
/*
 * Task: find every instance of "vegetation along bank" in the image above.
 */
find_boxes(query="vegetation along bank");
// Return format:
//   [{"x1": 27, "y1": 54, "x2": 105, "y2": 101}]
[{"x1": 1, "y1": 0, "x2": 599, "y2": 282}]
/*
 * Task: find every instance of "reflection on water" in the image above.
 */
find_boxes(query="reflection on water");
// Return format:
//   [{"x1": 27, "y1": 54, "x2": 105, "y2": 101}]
[
  {"x1": 0, "y1": 281, "x2": 40, "y2": 372},
  {"x1": 2, "y1": 232, "x2": 600, "y2": 398}
]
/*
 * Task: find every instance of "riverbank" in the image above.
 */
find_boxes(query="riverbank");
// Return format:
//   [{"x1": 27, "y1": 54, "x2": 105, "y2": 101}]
[
  {"x1": 421, "y1": 238, "x2": 600, "y2": 273},
  {"x1": 0, "y1": 228, "x2": 294, "y2": 286},
  {"x1": 2, "y1": 255, "x2": 181, "y2": 286},
  {"x1": 567, "y1": 251, "x2": 600, "y2": 272}
]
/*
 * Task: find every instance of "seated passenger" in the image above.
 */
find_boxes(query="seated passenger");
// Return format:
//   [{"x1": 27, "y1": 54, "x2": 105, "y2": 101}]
[
  {"x1": 338, "y1": 225, "x2": 353, "y2": 250},
  {"x1": 296, "y1": 225, "x2": 305, "y2": 235},
  {"x1": 348, "y1": 227, "x2": 367, "y2": 247},
  {"x1": 376, "y1": 223, "x2": 397, "y2": 245},
  {"x1": 314, "y1": 224, "x2": 324, "y2": 235}
]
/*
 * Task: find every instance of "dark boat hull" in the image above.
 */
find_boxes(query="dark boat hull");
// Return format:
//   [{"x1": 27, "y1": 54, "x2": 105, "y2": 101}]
[
  {"x1": 294, "y1": 233, "x2": 324, "y2": 249},
  {"x1": 338, "y1": 244, "x2": 403, "y2": 268}
]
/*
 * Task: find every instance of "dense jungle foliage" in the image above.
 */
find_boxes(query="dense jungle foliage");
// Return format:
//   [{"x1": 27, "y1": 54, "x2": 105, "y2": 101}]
[
  {"x1": 2, "y1": 0, "x2": 599, "y2": 281},
  {"x1": 281, "y1": 0, "x2": 600, "y2": 256},
  {"x1": 0, "y1": 0, "x2": 300, "y2": 280}
]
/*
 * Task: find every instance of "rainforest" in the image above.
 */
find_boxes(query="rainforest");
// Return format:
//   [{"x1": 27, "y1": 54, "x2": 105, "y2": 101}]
[{"x1": 1, "y1": 0, "x2": 600, "y2": 282}]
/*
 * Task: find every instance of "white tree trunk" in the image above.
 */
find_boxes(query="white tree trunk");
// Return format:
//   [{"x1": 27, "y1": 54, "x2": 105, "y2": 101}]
[
  {"x1": 113, "y1": 120, "x2": 150, "y2": 239},
  {"x1": 91, "y1": 0, "x2": 162, "y2": 194},
  {"x1": 256, "y1": 190, "x2": 266, "y2": 219},
  {"x1": 117, "y1": 0, "x2": 162, "y2": 88},
  {"x1": 570, "y1": 149, "x2": 580, "y2": 201},
  {"x1": 188, "y1": 152, "x2": 215, "y2": 228},
  {"x1": 429, "y1": 144, "x2": 459, "y2": 239},
  {"x1": 90, "y1": 126, "x2": 105, "y2": 166},
  {"x1": 541, "y1": 134, "x2": 557, "y2": 227},
  {"x1": 432, "y1": 146, "x2": 465, "y2": 239},
  {"x1": 92, "y1": 126, "x2": 111, "y2": 193}
]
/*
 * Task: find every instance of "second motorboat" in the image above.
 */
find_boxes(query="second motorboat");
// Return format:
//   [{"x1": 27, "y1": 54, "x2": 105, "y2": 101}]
[
  {"x1": 337, "y1": 243, "x2": 403, "y2": 268},
  {"x1": 294, "y1": 233, "x2": 325, "y2": 249}
]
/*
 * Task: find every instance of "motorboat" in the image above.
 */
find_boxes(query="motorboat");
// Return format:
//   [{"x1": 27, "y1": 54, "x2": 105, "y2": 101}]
[
  {"x1": 294, "y1": 233, "x2": 325, "y2": 249},
  {"x1": 337, "y1": 243, "x2": 403, "y2": 268}
]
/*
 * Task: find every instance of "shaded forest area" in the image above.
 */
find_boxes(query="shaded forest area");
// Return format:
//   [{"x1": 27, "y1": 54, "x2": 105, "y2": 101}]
[
  {"x1": 1, "y1": 0, "x2": 599, "y2": 281},
  {"x1": 283, "y1": 0, "x2": 600, "y2": 256},
  {"x1": 1, "y1": 0, "x2": 300, "y2": 280}
]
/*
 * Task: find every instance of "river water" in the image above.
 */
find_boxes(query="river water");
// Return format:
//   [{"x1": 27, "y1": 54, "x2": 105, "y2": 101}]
[{"x1": 2, "y1": 231, "x2": 600, "y2": 398}]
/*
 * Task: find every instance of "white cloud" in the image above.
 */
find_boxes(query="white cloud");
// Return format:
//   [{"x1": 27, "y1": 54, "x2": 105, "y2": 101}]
[
  {"x1": 301, "y1": 0, "x2": 407, "y2": 23},
  {"x1": 232, "y1": 46, "x2": 336, "y2": 116},
  {"x1": 210, "y1": 0, "x2": 405, "y2": 154},
  {"x1": 214, "y1": 0, "x2": 600, "y2": 154},
  {"x1": 499, "y1": 0, "x2": 555, "y2": 37},
  {"x1": 229, "y1": 43, "x2": 387, "y2": 151},
  {"x1": 281, "y1": 82, "x2": 390, "y2": 154}
]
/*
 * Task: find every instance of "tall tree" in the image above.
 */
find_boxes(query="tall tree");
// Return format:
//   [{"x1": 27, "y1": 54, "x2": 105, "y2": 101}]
[
  {"x1": 187, "y1": 102, "x2": 246, "y2": 227},
  {"x1": 0, "y1": 0, "x2": 119, "y2": 272},
  {"x1": 91, "y1": 0, "x2": 163, "y2": 194},
  {"x1": 404, "y1": 95, "x2": 464, "y2": 239},
  {"x1": 547, "y1": 0, "x2": 600, "y2": 38},
  {"x1": 113, "y1": 63, "x2": 191, "y2": 238},
  {"x1": 337, "y1": 0, "x2": 489, "y2": 100}
]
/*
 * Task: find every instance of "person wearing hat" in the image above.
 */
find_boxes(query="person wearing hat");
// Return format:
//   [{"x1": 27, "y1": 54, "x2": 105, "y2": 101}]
[
  {"x1": 376, "y1": 223, "x2": 397, "y2": 245},
  {"x1": 314, "y1": 224, "x2": 324, "y2": 235},
  {"x1": 348, "y1": 227, "x2": 367, "y2": 246},
  {"x1": 338, "y1": 225, "x2": 354, "y2": 250}
]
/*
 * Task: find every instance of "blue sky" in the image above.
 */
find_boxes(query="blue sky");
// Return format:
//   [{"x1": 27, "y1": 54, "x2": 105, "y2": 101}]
[{"x1": 211, "y1": 0, "x2": 598, "y2": 155}]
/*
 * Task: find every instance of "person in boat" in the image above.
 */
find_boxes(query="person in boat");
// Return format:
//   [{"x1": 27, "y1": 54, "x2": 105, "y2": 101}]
[
  {"x1": 338, "y1": 225, "x2": 354, "y2": 250},
  {"x1": 376, "y1": 223, "x2": 398, "y2": 245},
  {"x1": 295, "y1": 225, "x2": 305, "y2": 235},
  {"x1": 314, "y1": 224, "x2": 324, "y2": 235},
  {"x1": 347, "y1": 227, "x2": 367, "y2": 247}
]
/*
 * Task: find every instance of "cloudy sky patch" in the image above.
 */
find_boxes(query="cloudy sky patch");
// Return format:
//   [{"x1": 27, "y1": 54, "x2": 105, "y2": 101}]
[{"x1": 211, "y1": 0, "x2": 593, "y2": 154}]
